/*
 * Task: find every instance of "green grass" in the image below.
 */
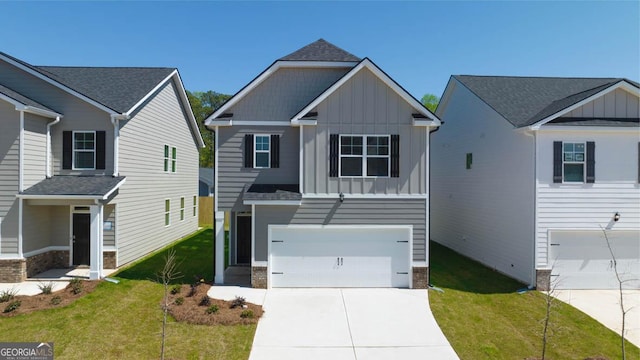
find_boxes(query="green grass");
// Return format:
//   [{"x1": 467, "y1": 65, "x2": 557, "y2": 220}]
[
  {"x1": 0, "y1": 229, "x2": 255, "y2": 359},
  {"x1": 429, "y1": 241, "x2": 640, "y2": 360}
]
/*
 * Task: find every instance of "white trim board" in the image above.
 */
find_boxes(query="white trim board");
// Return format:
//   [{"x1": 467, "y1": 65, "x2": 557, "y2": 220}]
[
  {"x1": 243, "y1": 200, "x2": 302, "y2": 206},
  {"x1": 302, "y1": 193, "x2": 427, "y2": 199},
  {"x1": 23, "y1": 246, "x2": 70, "y2": 258}
]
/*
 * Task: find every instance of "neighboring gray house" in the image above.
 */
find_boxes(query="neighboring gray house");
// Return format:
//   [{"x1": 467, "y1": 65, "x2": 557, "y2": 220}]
[
  {"x1": 432, "y1": 76, "x2": 639, "y2": 290},
  {"x1": 205, "y1": 39, "x2": 441, "y2": 288},
  {"x1": 199, "y1": 168, "x2": 214, "y2": 196},
  {"x1": 0, "y1": 52, "x2": 203, "y2": 282}
]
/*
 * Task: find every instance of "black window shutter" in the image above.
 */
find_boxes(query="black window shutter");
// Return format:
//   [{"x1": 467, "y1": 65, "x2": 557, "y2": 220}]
[
  {"x1": 270, "y1": 134, "x2": 280, "y2": 168},
  {"x1": 391, "y1": 134, "x2": 400, "y2": 178},
  {"x1": 96, "y1": 131, "x2": 106, "y2": 170},
  {"x1": 586, "y1": 141, "x2": 595, "y2": 183},
  {"x1": 552, "y1": 141, "x2": 562, "y2": 183},
  {"x1": 63, "y1": 131, "x2": 72, "y2": 170},
  {"x1": 329, "y1": 134, "x2": 339, "y2": 177},
  {"x1": 244, "y1": 134, "x2": 254, "y2": 168}
]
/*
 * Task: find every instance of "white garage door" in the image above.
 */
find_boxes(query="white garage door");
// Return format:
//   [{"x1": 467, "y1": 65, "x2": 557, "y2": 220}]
[
  {"x1": 269, "y1": 226, "x2": 411, "y2": 288},
  {"x1": 550, "y1": 230, "x2": 640, "y2": 289}
]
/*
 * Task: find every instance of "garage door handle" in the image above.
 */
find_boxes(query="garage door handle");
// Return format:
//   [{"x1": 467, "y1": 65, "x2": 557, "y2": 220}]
[
  {"x1": 396, "y1": 272, "x2": 408, "y2": 275},
  {"x1": 550, "y1": 243, "x2": 560, "y2": 246},
  {"x1": 337, "y1": 257, "x2": 343, "y2": 266}
]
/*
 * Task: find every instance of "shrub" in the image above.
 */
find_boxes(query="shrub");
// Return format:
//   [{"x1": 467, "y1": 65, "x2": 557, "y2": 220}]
[
  {"x1": 206, "y1": 305, "x2": 219, "y2": 314},
  {"x1": 50, "y1": 296, "x2": 62, "y2": 305},
  {"x1": 170, "y1": 284, "x2": 181, "y2": 295},
  {"x1": 240, "y1": 309, "x2": 254, "y2": 319},
  {"x1": 38, "y1": 282, "x2": 54, "y2": 295},
  {"x1": 199, "y1": 295, "x2": 211, "y2": 307},
  {"x1": 70, "y1": 278, "x2": 83, "y2": 295},
  {"x1": 187, "y1": 284, "x2": 197, "y2": 297},
  {"x1": 0, "y1": 288, "x2": 17, "y2": 303},
  {"x1": 3, "y1": 300, "x2": 21, "y2": 313},
  {"x1": 174, "y1": 297, "x2": 184, "y2": 306},
  {"x1": 230, "y1": 296, "x2": 246, "y2": 309}
]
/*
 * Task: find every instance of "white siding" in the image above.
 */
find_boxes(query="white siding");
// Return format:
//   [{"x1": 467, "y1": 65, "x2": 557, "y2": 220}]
[
  {"x1": 117, "y1": 79, "x2": 199, "y2": 266},
  {"x1": 431, "y1": 80, "x2": 536, "y2": 284},
  {"x1": 535, "y1": 129, "x2": 640, "y2": 268},
  {"x1": 23, "y1": 113, "x2": 48, "y2": 189},
  {"x1": 567, "y1": 88, "x2": 640, "y2": 118},
  {"x1": 0, "y1": 100, "x2": 19, "y2": 254}
]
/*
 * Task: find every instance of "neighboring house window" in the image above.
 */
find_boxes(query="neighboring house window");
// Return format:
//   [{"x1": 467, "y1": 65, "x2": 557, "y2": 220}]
[
  {"x1": 244, "y1": 134, "x2": 280, "y2": 168},
  {"x1": 180, "y1": 197, "x2": 185, "y2": 221},
  {"x1": 339, "y1": 135, "x2": 390, "y2": 177},
  {"x1": 63, "y1": 131, "x2": 105, "y2": 170},
  {"x1": 466, "y1": 153, "x2": 473, "y2": 170},
  {"x1": 193, "y1": 196, "x2": 197, "y2": 217},
  {"x1": 164, "y1": 145, "x2": 177, "y2": 173},
  {"x1": 553, "y1": 141, "x2": 595, "y2": 183},
  {"x1": 165, "y1": 199, "x2": 171, "y2": 226}
]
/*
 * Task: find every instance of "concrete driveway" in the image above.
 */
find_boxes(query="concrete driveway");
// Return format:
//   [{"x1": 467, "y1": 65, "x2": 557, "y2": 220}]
[
  {"x1": 209, "y1": 287, "x2": 458, "y2": 360},
  {"x1": 552, "y1": 289, "x2": 640, "y2": 347}
]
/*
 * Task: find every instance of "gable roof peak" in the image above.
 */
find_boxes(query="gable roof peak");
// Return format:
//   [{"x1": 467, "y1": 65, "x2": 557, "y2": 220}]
[{"x1": 279, "y1": 39, "x2": 361, "y2": 62}]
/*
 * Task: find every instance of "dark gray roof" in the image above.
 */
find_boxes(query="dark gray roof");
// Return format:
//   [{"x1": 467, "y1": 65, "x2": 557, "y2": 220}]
[
  {"x1": 453, "y1": 76, "x2": 639, "y2": 127},
  {"x1": 0, "y1": 83, "x2": 57, "y2": 113},
  {"x1": 548, "y1": 117, "x2": 639, "y2": 127},
  {"x1": 199, "y1": 168, "x2": 214, "y2": 187},
  {"x1": 280, "y1": 39, "x2": 360, "y2": 62},
  {"x1": 243, "y1": 184, "x2": 301, "y2": 201},
  {"x1": 21, "y1": 176, "x2": 125, "y2": 197},
  {"x1": 36, "y1": 66, "x2": 175, "y2": 113}
]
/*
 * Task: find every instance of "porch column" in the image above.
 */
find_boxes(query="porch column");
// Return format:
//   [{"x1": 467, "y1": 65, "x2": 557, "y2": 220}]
[
  {"x1": 214, "y1": 211, "x2": 225, "y2": 284},
  {"x1": 89, "y1": 204, "x2": 104, "y2": 280}
]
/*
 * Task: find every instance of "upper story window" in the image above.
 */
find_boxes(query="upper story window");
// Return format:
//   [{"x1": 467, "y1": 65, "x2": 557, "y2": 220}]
[
  {"x1": 553, "y1": 141, "x2": 595, "y2": 184},
  {"x1": 73, "y1": 131, "x2": 96, "y2": 170},
  {"x1": 339, "y1": 135, "x2": 390, "y2": 177},
  {"x1": 254, "y1": 135, "x2": 270, "y2": 168},
  {"x1": 164, "y1": 145, "x2": 177, "y2": 173},
  {"x1": 563, "y1": 142, "x2": 585, "y2": 182}
]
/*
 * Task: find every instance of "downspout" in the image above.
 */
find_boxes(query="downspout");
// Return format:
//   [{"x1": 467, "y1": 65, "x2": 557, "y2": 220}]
[
  {"x1": 46, "y1": 116, "x2": 61, "y2": 178},
  {"x1": 110, "y1": 115, "x2": 120, "y2": 177}
]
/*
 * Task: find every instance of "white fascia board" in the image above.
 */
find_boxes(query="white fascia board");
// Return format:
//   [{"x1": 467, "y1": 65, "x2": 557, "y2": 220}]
[
  {"x1": 24, "y1": 106, "x2": 62, "y2": 118},
  {"x1": 209, "y1": 119, "x2": 232, "y2": 127},
  {"x1": 210, "y1": 120, "x2": 293, "y2": 127},
  {"x1": 102, "y1": 178, "x2": 126, "y2": 200},
  {"x1": 291, "y1": 119, "x2": 317, "y2": 126},
  {"x1": 125, "y1": 70, "x2": 176, "y2": 116},
  {"x1": 243, "y1": 200, "x2": 302, "y2": 206},
  {"x1": 0, "y1": 53, "x2": 117, "y2": 115},
  {"x1": 17, "y1": 194, "x2": 102, "y2": 200},
  {"x1": 412, "y1": 119, "x2": 439, "y2": 127},
  {"x1": 528, "y1": 81, "x2": 640, "y2": 130},
  {"x1": 529, "y1": 125, "x2": 640, "y2": 133}
]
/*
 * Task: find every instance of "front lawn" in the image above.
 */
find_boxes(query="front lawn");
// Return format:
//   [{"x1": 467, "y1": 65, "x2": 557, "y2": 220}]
[
  {"x1": 0, "y1": 228, "x2": 255, "y2": 359},
  {"x1": 429, "y1": 241, "x2": 639, "y2": 360}
]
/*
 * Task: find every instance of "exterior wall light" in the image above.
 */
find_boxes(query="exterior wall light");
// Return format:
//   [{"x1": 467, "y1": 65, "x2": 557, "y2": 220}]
[
  {"x1": 339, "y1": 192, "x2": 344, "y2": 203},
  {"x1": 614, "y1": 212, "x2": 620, "y2": 222}
]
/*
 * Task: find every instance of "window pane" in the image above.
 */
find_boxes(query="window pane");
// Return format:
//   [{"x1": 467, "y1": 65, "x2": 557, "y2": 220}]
[
  {"x1": 574, "y1": 143, "x2": 585, "y2": 152},
  {"x1": 172, "y1": 159, "x2": 176, "y2": 172},
  {"x1": 256, "y1": 136, "x2": 269, "y2": 151},
  {"x1": 341, "y1": 136, "x2": 362, "y2": 155},
  {"x1": 172, "y1": 147, "x2": 177, "y2": 160},
  {"x1": 180, "y1": 197, "x2": 184, "y2": 207},
  {"x1": 74, "y1": 133, "x2": 95, "y2": 150},
  {"x1": 564, "y1": 164, "x2": 584, "y2": 182},
  {"x1": 255, "y1": 152, "x2": 269, "y2": 167},
  {"x1": 74, "y1": 152, "x2": 94, "y2": 169},
  {"x1": 341, "y1": 157, "x2": 362, "y2": 176},
  {"x1": 367, "y1": 157, "x2": 389, "y2": 176},
  {"x1": 564, "y1": 153, "x2": 574, "y2": 161},
  {"x1": 164, "y1": 145, "x2": 169, "y2": 157},
  {"x1": 563, "y1": 143, "x2": 574, "y2": 152}
]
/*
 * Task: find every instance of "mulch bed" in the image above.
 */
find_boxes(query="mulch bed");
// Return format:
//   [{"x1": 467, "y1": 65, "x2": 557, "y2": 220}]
[
  {"x1": 166, "y1": 284, "x2": 263, "y2": 326},
  {"x1": 0, "y1": 280, "x2": 100, "y2": 316}
]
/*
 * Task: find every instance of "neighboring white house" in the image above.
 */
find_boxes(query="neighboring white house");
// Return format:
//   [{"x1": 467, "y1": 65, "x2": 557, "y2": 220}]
[{"x1": 432, "y1": 76, "x2": 639, "y2": 290}]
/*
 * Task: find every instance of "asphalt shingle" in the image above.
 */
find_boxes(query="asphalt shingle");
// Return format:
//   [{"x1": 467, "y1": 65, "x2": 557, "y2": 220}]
[
  {"x1": 280, "y1": 39, "x2": 360, "y2": 62},
  {"x1": 243, "y1": 184, "x2": 301, "y2": 201},
  {"x1": 0, "y1": 83, "x2": 57, "y2": 113},
  {"x1": 21, "y1": 176, "x2": 126, "y2": 197}
]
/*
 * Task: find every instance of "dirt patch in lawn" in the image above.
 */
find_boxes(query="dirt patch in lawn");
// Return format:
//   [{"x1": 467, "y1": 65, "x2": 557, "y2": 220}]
[
  {"x1": 166, "y1": 284, "x2": 263, "y2": 325},
  {"x1": 0, "y1": 280, "x2": 100, "y2": 316}
]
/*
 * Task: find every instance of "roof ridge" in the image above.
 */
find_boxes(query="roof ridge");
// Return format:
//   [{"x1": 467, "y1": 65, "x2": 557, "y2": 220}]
[
  {"x1": 279, "y1": 39, "x2": 360, "y2": 62},
  {"x1": 36, "y1": 65, "x2": 176, "y2": 70},
  {"x1": 455, "y1": 74, "x2": 622, "y2": 80}
]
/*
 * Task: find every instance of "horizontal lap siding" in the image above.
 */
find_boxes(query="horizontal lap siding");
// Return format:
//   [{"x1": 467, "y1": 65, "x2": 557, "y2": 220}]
[
  {"x1": 50, "y1": 206, "x2": 69, "y2": 247},
  {"x1": 0, "y1": 101, "x2": 19, "y2": 254},
  {"x1": 103, "y1": 204, "x2": 115, "y2": 248},
  {"x1": 23, "y1": 114, "x2": 47, "y2": 189},
  {"x1": 116, "y1": 80, "x2": 199, "y2": 266},
  {"x1": 535, "y1": 131, "x2": 640, "y2": 268},
  {"x1": 254, "y1": 199, "x2": 426, "y2": 262},
  {"x1": 22, "y1": 205, "x2": 51, "y2": 253}
]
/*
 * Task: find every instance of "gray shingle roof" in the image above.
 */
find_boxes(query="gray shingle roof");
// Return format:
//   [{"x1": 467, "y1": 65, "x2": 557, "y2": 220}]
[
  {"x1": 548, "y1": 117, "x2": 639, "y2": 127},
  {"x1": 243, "y1": 184, "x2": 301, "y2": 201},
  {"x1": 36, "y1": 66, "x2": 175, "y2": 113},
  {"x1": 280, "y1": 39, "x2": 360, "y2": 62},
  {"x1": 21, "y1": 176, "x2": 126, "y2": 197},
  {"x1": 453, "y1": 76, "x2": 639, "y2": 127},
  {"x1": 0, "y1": 83, "x2": 57, "y2": 113}
]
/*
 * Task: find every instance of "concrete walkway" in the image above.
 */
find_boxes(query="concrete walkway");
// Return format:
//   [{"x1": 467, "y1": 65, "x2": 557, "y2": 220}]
[
  {"x1": 0, "y1": 268, "x2": 117, "y2": 296},
  {"x1": 209, "y1": 287, "x2": 458, "y2": 360}
]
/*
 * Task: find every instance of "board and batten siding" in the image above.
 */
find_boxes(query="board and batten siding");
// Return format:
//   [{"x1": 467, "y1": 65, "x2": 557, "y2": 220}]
[
  {"x1": 430, "y1": 80, "x2": 536, "y2": 284},
  {"x1": 304, "y1": 68, "x2": 427, "y2": 195},
  {"x1": 254, "y1": 199, "x2": 427, "y2": 262},
  {"x1": 566, "y1": 88, "x2": 639, "y2": 118},
  {"x1": 535, "y1": 130, "x2": 640, "y2": 268},
  {"x1": 217, "y1": 126, "x2": 299, "y2": 212},
  {"x1": 0, "y1": 100, "x2": 19, "y2": 254},
  {"x1": 229, "y1": 67, "x2": 351, "y2": 121},
  {"x1": 116, "y1": 80, "x2": 199, "y2": 266},
  {"x1": 23, "y1": 113, "x2": 48, "y2": 189}
]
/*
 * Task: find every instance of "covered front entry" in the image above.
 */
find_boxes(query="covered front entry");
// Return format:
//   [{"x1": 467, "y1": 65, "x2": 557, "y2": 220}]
[
  {"x1": 549, "y1": 230, "x2": 640, "y2": 289},
  {"x1": 269, "y1": 225, "x2": 411, "y2": 288},
  {"x1": 236, "y1": 214, "x2": 252, "y2": 264}
]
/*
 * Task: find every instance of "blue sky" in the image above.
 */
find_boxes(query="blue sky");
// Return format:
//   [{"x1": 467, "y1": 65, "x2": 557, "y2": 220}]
[{"x1": 1, "y1": 1, "x2": 638, "y2": 99}]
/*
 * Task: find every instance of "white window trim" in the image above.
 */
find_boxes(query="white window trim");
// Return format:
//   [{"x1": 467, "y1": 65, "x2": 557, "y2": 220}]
[
  {"x1": 338, "y1": 134, "x2": 391, "y2": 178},
  {"x1": 163, "y1": 144, "x2": 170, "y2": 173},
  {"x1": 254, "y1": 134, "x2": 271, "y2": 169},
  {"x1": 72, "y1": 131, "x2": 96, "y2": 170},
  {"x1": 171, "y1": 146, "x2": 177, "y2": 173},
  {"x1": 562, "y1": 141, "x2": 586, "y2": 184},
  {"x1": 180, "y1": 197, "x2": 185, "y2": 221},
  {"x1": 193, "y1": 195, "x2": 197, "y2": 217},
  {"x1": 164, "y1": 199, "x2": 171, "y2": 227}
]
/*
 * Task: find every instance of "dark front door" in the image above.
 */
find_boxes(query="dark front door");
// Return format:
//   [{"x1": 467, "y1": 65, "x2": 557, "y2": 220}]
[
  {"x1": 236, "y1": 216, "x2": 252, "y2": 264},
  {"x1": 73, "y1": 213, "x2": 90, "y2": 266}
]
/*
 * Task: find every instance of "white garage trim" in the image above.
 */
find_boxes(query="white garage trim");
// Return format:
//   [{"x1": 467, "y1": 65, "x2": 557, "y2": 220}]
[{"x1": 267, "y1": 224, "x2": 413, "y2": 289}]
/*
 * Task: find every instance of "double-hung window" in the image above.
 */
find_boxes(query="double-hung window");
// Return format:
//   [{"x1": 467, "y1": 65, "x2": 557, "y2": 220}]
[
  {"x1": 164, "y1": 145, "x2": 177, "y2": 173},
  {"x1": 254, "y1": 135, "x2": 270, "y2": 168},
  {"x1": 180, "y1": 197, "x2": 185, "y2": 221},
  {"x1": 193, "y1": 196, "x2": 197, "y2": 217},
  {"x1": 73, "y1": 131, "x2": 96, "y2": 170},
  {"x1": 339, "y1": 135, "x2": 390, "y2": 177},
  {"x1": 563, "y1": 142, "x2": 585, "y2": 182},
  {"x1": 164, "y1": 199, "x2": 171, "y2": 226}
]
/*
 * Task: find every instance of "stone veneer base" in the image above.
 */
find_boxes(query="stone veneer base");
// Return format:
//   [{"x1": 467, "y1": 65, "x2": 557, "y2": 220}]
[
  {"x1": 251, "y1": 266, "x2": 267, "y2": 289},
  {"x1": 412, "y1": 266, "x2": 429, "y2": 289}
]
